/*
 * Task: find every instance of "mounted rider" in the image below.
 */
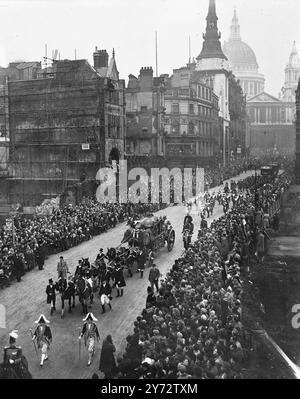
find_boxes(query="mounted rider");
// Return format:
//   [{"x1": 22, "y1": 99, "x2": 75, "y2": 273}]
[
  {"x1": 32, "y1": 314, "x2": 52, "y2": 367},
  {"x1": 57, "y1": 256, "x2": 70, "y2": 279},
  {"x1": 75, "y1": 259, "x2": 84, "y2": 278},
  {"x1": 56, "y1": 274, "x2": 76, "y2": 317},
  {"x1": 183, "y1": 213, "x2": 193, "y2": 228},
  {"x1": 182, "y1": 217, "x2": 194, "y2": 235},
  {"x1": 95, "y1": 248, "x2": 108, "y2": 264},
  {"x1": 79, "y1": 312, "x2": 100, "y2": 366}
]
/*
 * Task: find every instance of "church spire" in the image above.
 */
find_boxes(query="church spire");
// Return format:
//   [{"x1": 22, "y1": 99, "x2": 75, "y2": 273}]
[
  {"x1": 229, "y1": 7, "x2": 241, "y2": 41},
  {"x1": 288, "y1": 41, "x2": 300, "y2": 67},
  {"x1": 197, "y1": 0, "x2": 227, "y2": 60}
]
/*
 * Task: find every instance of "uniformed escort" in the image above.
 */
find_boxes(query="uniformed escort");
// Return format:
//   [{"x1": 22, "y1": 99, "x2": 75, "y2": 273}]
[
  {"x1": 79, "y1": 312, "x2": 100, "y2": 366},
  {"x1": 3, "y1": 330, "x2": 32, "y2": 378},
  {"x1": 32, "y1": 314, "x2": 52, "y2": 367}
]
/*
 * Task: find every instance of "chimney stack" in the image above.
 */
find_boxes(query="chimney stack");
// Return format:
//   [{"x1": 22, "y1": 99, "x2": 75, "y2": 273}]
[
  {"x1": 93, "y1": 48, "x2": 109, "y2": 69},
  {"x1": 139, "y1": 67, "x2": 153, "y2": 91}
]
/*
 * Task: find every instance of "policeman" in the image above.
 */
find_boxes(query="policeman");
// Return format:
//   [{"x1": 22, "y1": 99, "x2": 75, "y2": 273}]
[
  {"x1": 3, "y1": 330, "x2": 22, "y2": 367},
  {"x1": 3, "y1": 330, "x2": 32, "y2": 378}
]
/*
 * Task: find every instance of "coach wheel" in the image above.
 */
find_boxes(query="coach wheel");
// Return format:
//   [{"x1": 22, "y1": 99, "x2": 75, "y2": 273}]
[{"x1": 167, "y1": 230, "x2": 175, "y2": 252}]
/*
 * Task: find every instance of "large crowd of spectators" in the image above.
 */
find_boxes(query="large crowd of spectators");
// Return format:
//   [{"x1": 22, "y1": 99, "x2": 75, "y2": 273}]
[
  {"x1": 0, "y1": 200, "x2": 167, "y2": 288},
  {"x1": 115, "y1": 170, "x2": 292, "y2": 379},
  {"x1": 0, "y1": 155, "x2": 293, "y2": 292}
]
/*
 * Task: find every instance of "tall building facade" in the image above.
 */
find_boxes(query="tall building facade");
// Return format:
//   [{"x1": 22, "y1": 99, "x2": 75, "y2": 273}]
[
  {"x1": 0, "y1": 49, "x2": 126, "y2": 206},
  {"x1": 195, "y1": 0, "x2": 247, "y2": 165},
  {"x1": 163, "y1": 63, "x2": 220, "y2": 167},
  {"x1": 224, "y1": 9, "x2": 296, "y2": 157},
  {"x1": 246, "y1": 43, "x2": 297, "y2": 156},
  {"x1": 280, "y1": 41, "x2": 300, "y2": 103},
  {"x1": 125, "y1": 67, "x2": 165, "y2": 157}
]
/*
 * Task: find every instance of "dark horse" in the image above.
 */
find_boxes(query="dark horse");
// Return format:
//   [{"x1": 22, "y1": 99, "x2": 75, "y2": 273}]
[
  {"x1": 75, "y1": 276, "x2": 93, "y2": 315},
  {"x1": 0, "y1": 357, "x2": 32, "y2": 379},
  {"x1": 56, "y1": 277, "x2": 76, "y2": 318}
]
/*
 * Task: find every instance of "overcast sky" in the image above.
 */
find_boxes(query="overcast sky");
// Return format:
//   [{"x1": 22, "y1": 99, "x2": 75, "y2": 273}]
[{"x1": 0, "y1": 0, "x2": 299, "y2": 97}]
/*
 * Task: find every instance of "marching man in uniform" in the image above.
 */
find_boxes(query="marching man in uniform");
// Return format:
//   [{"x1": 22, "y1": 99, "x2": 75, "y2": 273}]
[
  {"x1": 32, "y1": 314, "x2": 52, "y2": 367},
  {"x1": 79, "y1": 312, "x2": 100, "y2": 366},
  {"x1": 99, "y1": 279, "x2": 112, "y2": 313}
]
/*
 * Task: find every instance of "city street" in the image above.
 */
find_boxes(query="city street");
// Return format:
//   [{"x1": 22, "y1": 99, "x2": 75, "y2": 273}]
[{"x1": 0, "y1": 171, "x2": 253, "y2": 379}]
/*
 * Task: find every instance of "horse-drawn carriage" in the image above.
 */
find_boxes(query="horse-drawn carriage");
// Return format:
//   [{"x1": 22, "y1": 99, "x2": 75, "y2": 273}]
[{"x1": 121, "y1": 215, "x2": 175, "y2": 252}]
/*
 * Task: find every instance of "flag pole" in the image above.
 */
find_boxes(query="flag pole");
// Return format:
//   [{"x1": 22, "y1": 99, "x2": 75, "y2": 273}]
[{"x1": 155, "y1": 31, "x2": 158, "y2": 77}]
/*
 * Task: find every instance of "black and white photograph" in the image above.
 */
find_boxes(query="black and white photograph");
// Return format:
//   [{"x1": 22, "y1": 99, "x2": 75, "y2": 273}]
[{"x1": 0, "y1": 0, "x2": 299, "y2": 386}]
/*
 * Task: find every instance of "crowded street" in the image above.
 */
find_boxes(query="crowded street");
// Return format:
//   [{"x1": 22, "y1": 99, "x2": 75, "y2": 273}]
[
  {"x1": 0, "y1": 171, "x2": 254, "y2": 379},
  {"x1": 0, "y1": 0, "x2": 299, "y2": 386}
]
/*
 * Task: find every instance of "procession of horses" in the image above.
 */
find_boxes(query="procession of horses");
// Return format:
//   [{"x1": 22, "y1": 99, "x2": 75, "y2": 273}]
[{"x1": 47, "y1": 213, "x2": 176, "y2": 320}]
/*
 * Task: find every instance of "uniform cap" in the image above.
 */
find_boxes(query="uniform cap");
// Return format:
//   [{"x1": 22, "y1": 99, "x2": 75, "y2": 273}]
[
  {"x1": 35, "y1": 314, "x2": 50, "y2": 324},
  {"x1": 82, "y1": 312, "x2": 98, "y2": 322},
  {"x1": 9, "y1": 330, "x2": 18, "y2": 340}
]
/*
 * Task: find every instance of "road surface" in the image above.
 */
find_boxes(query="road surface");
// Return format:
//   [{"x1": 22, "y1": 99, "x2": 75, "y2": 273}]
[{"x1": 0, "y1": 171, "x2": 253, "y2": 379}]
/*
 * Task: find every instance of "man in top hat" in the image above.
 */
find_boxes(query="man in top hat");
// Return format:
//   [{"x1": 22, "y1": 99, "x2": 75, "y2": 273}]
[
  {"x1": 46, "y1": 278, "x2": 57, "y2": 315},
  {"x1": 32, "y1": 314, "x2": 52, "y2": 367},
  {"x1": 96, "y1": 248, "x2": 108, "y2": 263},
  {"x1": 75, "y1": 259, "x2": 84, "y2": 278},
  {"x1": 79, "y1": 312, "x2": 100, "y2": 366}
]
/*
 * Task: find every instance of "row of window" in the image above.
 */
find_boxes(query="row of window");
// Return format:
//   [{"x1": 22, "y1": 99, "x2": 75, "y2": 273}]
[
  {"x1": 168, "y1": 85, "x2": 212, "y2": 101},
  {"x1": 168, "y1": 120, "x2": 213, "y2": 136},
  {"x1": 197, "y1": 85, "x2": 212, "y2": 101},
  {"x1": 166, "y1": 142, "x2": 214, "y2": 156},
  {"x1": 286, "y1": 70, "x2": 299, "y2": 82},
  {"x1": 171, "y1": 103, "x2": 213, "y2": 118},
  {"x1": 248, "y1": 106, "x2": 294, "y2": 124},
  {"x1": 240, "y1": 80, "x2": 264, "y2": 97},
  {"x1": 107, "y1": 114, "x2": 122, "y2": 138}
]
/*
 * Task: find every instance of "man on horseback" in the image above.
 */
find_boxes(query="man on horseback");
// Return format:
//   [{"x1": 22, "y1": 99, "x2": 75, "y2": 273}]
[
  {"x1": 79, "y1": 312, "x2": 100, "y2": 366},
  {"x1": 182, "y1": 218, "x2": 194, "y2": 250},
  {"x1": 96, "y1": 248, "x2": 108, "y2": 263},
  {"x1": 57, "y1": 256, "x2": 70, "y2": 279},
  {"x1": 56, "y1": 275, "x2": 76, "y2": 318},
  {"x1": 75, "y1": 259, "x2": 84, "y2": 278},
  {"x1": 2, "y1": 330, "x2": 32, "y2": 379},
  {"x1": 32, "y1": 314, "x2": 52, "y2": 367},
  {"x1": 183, "y1": 213, "x2": 193, "y2": 232}
]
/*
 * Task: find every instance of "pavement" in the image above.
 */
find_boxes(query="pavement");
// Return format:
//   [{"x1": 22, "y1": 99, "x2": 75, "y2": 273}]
[
  {"x1": 0, "y1": 170, "x2": 254, "y2": 379},
  {"x1": 268, "y1": 236, "x2": 300, "y2": 258}
]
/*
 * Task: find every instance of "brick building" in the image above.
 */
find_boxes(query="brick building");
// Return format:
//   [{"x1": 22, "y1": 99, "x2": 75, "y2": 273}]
[
  {"x1": 0, "y1": 49, "x2": 125, "y2": 206},
  {"x1": 163, "y1": 63, "x2": 220, "y2": 168},
  {"x1": 125, "y1": 67, "x2": 165, "y2": 157}
]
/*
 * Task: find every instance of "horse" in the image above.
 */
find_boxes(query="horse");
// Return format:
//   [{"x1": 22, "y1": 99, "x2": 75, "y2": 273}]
[
  {"x1": 56, "y1": 277, "x2": 76, "y2": 318},
  {"x1": 183, "y1": 230, "x2": 192, "y2": 250},
  {"x1": 75, "y1": 275, "x2": 93, "y2": 315}
]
